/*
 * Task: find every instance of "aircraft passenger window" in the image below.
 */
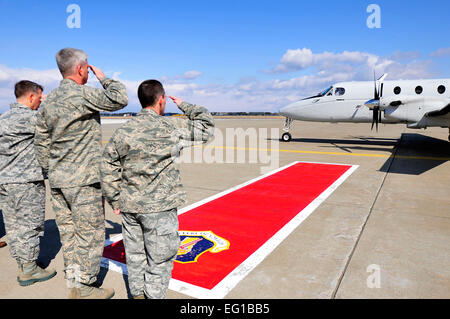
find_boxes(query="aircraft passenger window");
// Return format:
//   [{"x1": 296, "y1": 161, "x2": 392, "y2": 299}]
[
  {"x1": 438, "y1": 85, "x2": 446, "y2": 94},
  {"x1": 415, "y1": 86, "x2": 423, "y2": 94},
  {"x1": 335, "y1": 87, "x2": 345, "y2": 96},
  {"x1": 394, "y1": 86, "x2": 401, "y2": 95}
]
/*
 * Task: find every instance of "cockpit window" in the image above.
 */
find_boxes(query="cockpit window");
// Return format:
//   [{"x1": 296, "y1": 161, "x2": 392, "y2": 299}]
[
  {"x1": 335, "y1": 87, "x2": 345, "y2": 96},
  {"x1": 301, "y1": 86, "x2": 333, "y2": 101},
  {"x1": 319, "y1": 86, "x2": 333, "y2": 96}
]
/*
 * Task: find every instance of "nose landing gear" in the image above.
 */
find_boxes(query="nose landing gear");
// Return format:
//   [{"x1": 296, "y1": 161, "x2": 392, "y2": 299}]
[
  {"x1": 282, "y1": 118, "x2": 293, "y2": 142},
  {"x1": 282, "y1": 132, "x2": 292, "y2": 142}
]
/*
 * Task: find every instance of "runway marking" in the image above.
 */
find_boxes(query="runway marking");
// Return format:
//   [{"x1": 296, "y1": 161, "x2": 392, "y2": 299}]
[
  {"x1": 101, "y1": 140, "x2": 450, "y2": 161},
  {"x1": 101, "y1": 161, "x2": 358, "y2": 298},
  {"x1": 197, "y1": 145, "x2": 450, "y2": 161}
]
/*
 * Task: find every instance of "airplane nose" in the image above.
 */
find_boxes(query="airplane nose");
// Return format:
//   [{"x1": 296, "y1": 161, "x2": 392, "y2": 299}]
[
  {"x1": 279, "y1": 103, "x2": 297, "y2": 118},
  {"x1": 279, "y1": 100, "x2": 317, "y2": 121}
]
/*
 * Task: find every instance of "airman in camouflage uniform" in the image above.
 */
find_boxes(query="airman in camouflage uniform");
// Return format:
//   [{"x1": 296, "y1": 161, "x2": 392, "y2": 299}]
[
  {"x1": 101, "y1": 80, "x2": 214, "y2": 299},
  {"x1": 34, "y1": 48, "x2": 128, "y2": 299},
  {"x1": 0, "y1": 80, "x2": 57, "y2": 286}
]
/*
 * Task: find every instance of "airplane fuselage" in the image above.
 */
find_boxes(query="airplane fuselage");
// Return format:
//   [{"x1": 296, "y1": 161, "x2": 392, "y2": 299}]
[{"x1": 280, "y1": 79, "x2": 450, "y2": 128}]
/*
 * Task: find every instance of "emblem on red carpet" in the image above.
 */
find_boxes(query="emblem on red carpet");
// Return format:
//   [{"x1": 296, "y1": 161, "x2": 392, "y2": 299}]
[{"x1": 176, "y1": 231, "x2": 230, "y2": 264}]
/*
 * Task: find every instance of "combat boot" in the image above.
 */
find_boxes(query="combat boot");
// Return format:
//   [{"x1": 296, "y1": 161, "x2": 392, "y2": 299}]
[
  {"x1": 17, "y1": 262, "x2": 57, "y2": 286},
  {"x1": 69, "y1": 284, "x2": 115, "y2": 299}
]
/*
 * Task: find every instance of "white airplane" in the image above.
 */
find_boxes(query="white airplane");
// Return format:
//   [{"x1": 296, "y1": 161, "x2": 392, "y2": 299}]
[{"x1": 279, "y1": 74, "x2": 450, "y2": 142}]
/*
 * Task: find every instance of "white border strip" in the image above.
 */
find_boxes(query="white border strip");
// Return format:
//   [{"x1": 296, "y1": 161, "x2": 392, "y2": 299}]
[
  {"x1": 207, "y1": 163, "x2": 358, "y2": 299},
  {"x1": 101, "y1": 161, "x2": 358, "y2": 299},
  {"x1": 101, "y1": 233, "x2": 127, "y2": 274}
]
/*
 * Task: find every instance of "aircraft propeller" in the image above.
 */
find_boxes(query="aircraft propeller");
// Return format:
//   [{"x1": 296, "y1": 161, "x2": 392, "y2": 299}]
[{"x1": 364, "y1": 73, "x2": 387, "y2": 131}]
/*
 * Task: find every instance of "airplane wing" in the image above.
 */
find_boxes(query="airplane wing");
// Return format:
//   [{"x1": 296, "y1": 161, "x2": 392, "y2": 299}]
[
  {"x1": 381, "y1": 96, "x2": 450, "y2": 122},
  {"x1": 426, "y1": 102, "x2": 450, "y2": 118},
  {"x1": 382, "y1": 96, "x2": 449, "y2": 113}
]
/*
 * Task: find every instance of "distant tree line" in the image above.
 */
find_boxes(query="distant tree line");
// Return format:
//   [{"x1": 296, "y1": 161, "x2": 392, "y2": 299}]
[{"x1": 100, "y1": 111, "x2": 280, "y2": 117}]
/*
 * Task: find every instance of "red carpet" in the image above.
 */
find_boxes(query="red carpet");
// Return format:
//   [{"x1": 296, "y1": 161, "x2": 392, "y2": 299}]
[{"x1": 102, "y1": 162, "x2": 356, "y2": 295}]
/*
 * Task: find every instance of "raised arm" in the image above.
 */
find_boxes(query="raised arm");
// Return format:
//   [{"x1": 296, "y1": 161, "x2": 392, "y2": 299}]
[
  {"x1": 169, "y1": 96, "x2": 215, "y2": 144},
  {"x1": 82, "y1": 65, "x2": 128, "y2": 112}
]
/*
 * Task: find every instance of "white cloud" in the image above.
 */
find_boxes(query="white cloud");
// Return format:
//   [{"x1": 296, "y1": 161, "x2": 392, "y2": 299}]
[
  {"x1": 430, "y1": 47, "x2": 450, "y2": 57},
  {"x1": 175, "y1": 70, "x2": 203, "y2": 80},
  {"x1": 268, "y1": 48, "x2": 386, "y2": 74},
  {"x1": 0, "y1": 48, "x2": 439, "y2": 114},
  {"x1": 0, "y1": 65, "x2": 62, "y2": 112},
  {"x1": 389, "y1": 51, "x2": 421, "y2": 62},
  {"x1": 0, "y1": 64, "x2": 62, "y2": 88},
  {"x1": 266, "y1": 48, "x2": 436, "y2": 90}
]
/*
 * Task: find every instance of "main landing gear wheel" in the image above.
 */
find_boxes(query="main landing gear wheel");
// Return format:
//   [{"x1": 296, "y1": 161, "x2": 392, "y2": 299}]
[{"x1": 282, "y1": 132, "x2": 292, "y2": 142}]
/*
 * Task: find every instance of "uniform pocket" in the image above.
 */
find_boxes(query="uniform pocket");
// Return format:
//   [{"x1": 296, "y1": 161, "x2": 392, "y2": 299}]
[
  {"x1": 156, "y1": 209, "x2": 179, "y2": 236},
  {"x1": 150, "y1": 209, "x2": 180, "y2": 264}
]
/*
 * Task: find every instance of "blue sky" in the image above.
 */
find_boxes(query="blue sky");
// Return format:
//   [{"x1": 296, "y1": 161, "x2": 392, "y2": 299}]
[{"x1": 0, "y1": 0, "x2": 449, "y2": 113}]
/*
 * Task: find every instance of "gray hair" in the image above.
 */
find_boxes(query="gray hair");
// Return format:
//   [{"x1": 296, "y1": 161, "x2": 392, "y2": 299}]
[{"x1": 55, "y1": 48, "x2": 88, "y2": 77}]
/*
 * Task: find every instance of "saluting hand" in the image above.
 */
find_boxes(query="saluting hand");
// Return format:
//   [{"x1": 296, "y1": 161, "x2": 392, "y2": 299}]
[
  {"x1": 169, "y1": 96, "x2": 183, "y2": 107},
  {"x1": 88, "y1": 65, "x2": 106, "y2": 81}
]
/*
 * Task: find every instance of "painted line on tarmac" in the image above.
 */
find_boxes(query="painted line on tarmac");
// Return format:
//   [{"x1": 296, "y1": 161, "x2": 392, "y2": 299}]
[
  {"x1": 101, "y1": 140, "x2": 450, "y2": 161},
  {"x1": 197, "y1": 145, "x2": 450, "y2": 162}
]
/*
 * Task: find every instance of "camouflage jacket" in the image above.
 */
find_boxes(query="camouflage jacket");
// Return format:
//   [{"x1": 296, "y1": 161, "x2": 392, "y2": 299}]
[
  {"x1": 34, "y1": 77, "x2": 128, "y2": 188},
  {"x1": 0, "y1": 103, "x2": 45, "y2": 184},
  {"x1": 101, "y1": 102, "x2": 215, "y2": 214}
]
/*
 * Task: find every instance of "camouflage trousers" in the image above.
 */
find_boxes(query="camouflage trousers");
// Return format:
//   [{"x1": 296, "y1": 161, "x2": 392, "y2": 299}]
[
  {"x1": 0, "y1": 181, "x2": 45, "y2": 266},
  {"x1": 121, "y1": 209, "x2": 180, "y2": 299},
  {"x1": 50, "y1": 182, "x2": 105, "y2": 286}
]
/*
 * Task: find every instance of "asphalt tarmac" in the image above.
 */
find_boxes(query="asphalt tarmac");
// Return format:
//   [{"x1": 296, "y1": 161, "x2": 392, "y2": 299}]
[{"x1": 0, "y1": 118, "x2": 449, "y2": 299}]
